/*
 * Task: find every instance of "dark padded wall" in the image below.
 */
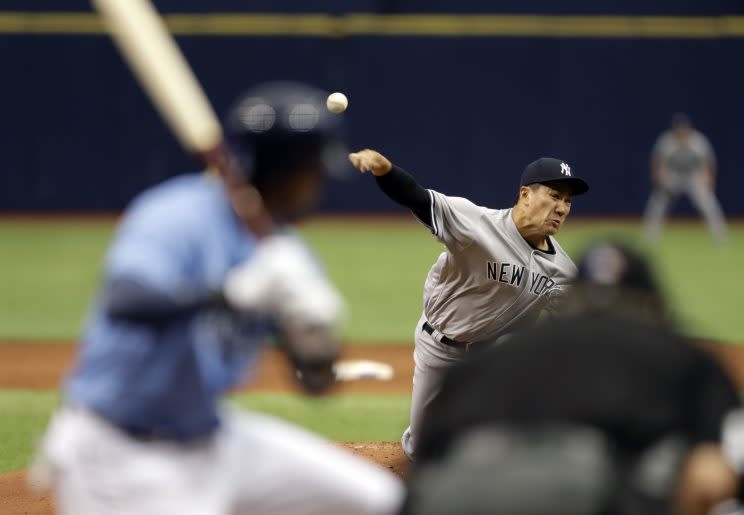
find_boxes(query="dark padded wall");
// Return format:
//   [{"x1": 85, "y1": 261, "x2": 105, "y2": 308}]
[{"x1": 3, "y1": 2, "x2": 743, "y2": 215}]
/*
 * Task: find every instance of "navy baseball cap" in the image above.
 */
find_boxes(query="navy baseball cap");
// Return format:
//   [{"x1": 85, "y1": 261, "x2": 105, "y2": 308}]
[
  {"x1": 520, "y1": 157, "x2": 589, "y2": 196},
  {"x1": 670, "y1": 112, "x2": 691, "y2": 128}
]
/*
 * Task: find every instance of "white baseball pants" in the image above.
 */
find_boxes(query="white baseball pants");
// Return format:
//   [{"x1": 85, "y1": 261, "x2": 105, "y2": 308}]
[
  {"x1": 39, "y1": 406, "x2": 404, "y2": 515},
  {"x1": 643, "y1": 173, "x2": 727, "y2": 243}
]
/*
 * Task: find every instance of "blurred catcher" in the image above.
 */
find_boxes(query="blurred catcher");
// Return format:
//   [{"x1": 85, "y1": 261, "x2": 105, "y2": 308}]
[
  {"x1": 403, "y1": 241, "x2": 744, "y2": 515},
  {"x1": 34, "y1": 82, "x2": 403, "y2": 515}
]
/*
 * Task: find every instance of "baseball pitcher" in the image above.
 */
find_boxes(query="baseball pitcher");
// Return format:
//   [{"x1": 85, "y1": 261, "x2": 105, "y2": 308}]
[
  {"x1": 349, "y1": 149, "x2": 589, "y2": 460},
  {"x1": 643, "y1": 113, "x2": 727, "y2": 243},
  {"x1": 36, "y1": 83, "x2": 403, "y2": 515}
]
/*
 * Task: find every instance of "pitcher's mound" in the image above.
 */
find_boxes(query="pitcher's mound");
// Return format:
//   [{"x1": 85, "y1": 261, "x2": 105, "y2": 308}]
[
  {"x1": 339, "y1": 441, "x2": 410, "y2": 478},
  {"x1": 0, "y1": 470, "x2": 54, "y2": 515}
]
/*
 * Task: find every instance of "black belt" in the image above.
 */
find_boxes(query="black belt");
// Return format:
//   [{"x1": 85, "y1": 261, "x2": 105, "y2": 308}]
[
  {"x1": 119, "y1": 424, "x2": 181, "y2": 442},
  {"x1": 117, "y1": 422, "x2": 216, "y2": 444},
  {"x1": 422, "y1": 321, "x2": 468, "y2": 347},
  {"x1": 102, "y1": 414, "x2": 213, "y2": 443},
  {"x1": 70, "y1": 405, "x2": 214, "y2": 444}
]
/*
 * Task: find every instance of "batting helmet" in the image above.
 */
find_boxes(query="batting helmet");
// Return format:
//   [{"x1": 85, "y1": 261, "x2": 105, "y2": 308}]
[{"x1": 225, "y1": 82, "x2": 346, "y2": 191}]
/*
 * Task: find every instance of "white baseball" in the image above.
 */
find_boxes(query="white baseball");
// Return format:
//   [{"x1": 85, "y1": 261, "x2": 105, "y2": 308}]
[{"x1": 326, "y1": 92, "x2": 348, "y2": 113}]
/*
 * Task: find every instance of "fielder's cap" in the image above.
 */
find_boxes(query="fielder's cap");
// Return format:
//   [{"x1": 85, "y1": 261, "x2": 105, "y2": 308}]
[
  {"x1": 567, "y1": 240, "x2": 669, "y2": 324},
  {"x1": 670, "y1": 112, "x2": 692, "y2": 128},
  {"x1": 520, "y1": 157, "x2": 589, "y2": 196}
]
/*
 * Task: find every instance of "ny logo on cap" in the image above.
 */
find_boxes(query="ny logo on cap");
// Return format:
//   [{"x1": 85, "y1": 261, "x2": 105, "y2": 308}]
[{"x1": 560, "y1": 163, "x2": 572, "y2": 176}]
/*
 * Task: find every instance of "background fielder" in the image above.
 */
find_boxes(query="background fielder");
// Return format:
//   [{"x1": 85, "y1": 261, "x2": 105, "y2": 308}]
[
  {"x1": 643, "y1": 113, "x2": 727, "y2": 243},
  {"x1": 349, "y1": 149, "x2": 589, "y2": 459},
  {"x1": 37, "y1": 83, "x2": 403, "y2": 515}
]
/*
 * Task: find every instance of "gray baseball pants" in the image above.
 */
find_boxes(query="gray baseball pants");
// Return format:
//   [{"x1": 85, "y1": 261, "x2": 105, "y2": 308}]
[{"x1": 643, "y1": 173, "x2": 727, "y2": 243}]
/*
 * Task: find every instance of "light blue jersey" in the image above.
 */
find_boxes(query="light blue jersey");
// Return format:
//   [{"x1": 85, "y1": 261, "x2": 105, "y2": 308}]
[{"x1": 66, "y1": 174, "x2": 268, "y2": 440}]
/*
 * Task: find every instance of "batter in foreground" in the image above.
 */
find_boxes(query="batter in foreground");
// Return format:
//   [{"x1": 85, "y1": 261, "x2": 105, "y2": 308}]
[
  {"x1": 35, "y1": 84, "x2": 404, "y2": 515},
  {"x1": 349, "y1": 149, "x2": 589, "y2": 460}
]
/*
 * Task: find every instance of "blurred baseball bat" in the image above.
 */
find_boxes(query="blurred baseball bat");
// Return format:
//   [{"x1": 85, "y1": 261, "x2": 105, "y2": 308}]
[{"x1": 91, "y1": 0, "x2": 274, "y2": 236}]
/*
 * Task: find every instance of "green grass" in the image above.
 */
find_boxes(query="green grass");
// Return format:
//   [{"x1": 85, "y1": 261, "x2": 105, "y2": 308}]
[
  {"x1": 0, "y1": 390, "x2": 409, "y2": 473},
  {"x1": 0, "y1": 217, "x2": 741, "y2": 473},
  {"x1": 230, "y1": 392, "x2": 410, "y2": 441},
  {"x1": 0, "y1": 391, "x2": 60, "y2": 473},
  {"x1": 0, "y1": 217, "x2": 742, "y2": 342},
  {"x1": 0, "y1": 221, "x2": 113, "y2": 340}
]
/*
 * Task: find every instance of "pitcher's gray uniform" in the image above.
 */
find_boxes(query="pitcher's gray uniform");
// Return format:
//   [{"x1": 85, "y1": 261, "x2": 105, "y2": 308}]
[
  {"x1": 643, "y1": 114, "x2": 727, "y2": 243},
  {"x1": 405, "y1": 196, "x2": 577, "y2": 458},
  {"x1": 348, "y1": 150, "x2": 589, "y2": 460}
]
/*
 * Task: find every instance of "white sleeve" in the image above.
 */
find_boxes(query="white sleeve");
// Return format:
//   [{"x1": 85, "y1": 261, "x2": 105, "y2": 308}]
[{"x1": 429, "y1": 190, "x2": 485, "y2": 252}]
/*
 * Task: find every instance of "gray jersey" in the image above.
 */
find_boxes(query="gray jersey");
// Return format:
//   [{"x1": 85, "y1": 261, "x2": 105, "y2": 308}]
[
  {"x1": 653, "y1": 130, "x2": 715, "y2": 176},
  {"x1": 422, "y1": 191, "x2": 577, "y2": 343}
]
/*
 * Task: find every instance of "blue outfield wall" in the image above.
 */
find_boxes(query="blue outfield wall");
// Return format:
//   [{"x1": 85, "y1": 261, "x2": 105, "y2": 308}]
[{"x1": 2, "y1": 2, "x2": 744, "y2": 215}]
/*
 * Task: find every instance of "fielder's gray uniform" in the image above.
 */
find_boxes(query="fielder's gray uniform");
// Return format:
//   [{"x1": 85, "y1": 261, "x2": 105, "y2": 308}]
[
  {"x1": 402, "y1": 191, "x2": 577, "y2": 459},
  {"x1": 643, "y1": 129, "x2": 727, "y2": 242}
]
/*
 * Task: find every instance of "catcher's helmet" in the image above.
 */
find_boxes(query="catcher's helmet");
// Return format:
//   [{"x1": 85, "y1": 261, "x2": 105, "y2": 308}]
[
  {"x1": 226, "y1": 82, "x2": 346, "y2": 191},
  {"x1": 567, "y1": 241, "x2": 668, "y2": 324},
  {"x1": 577, "y1": 241, "x2": 659, "y2": 294}
]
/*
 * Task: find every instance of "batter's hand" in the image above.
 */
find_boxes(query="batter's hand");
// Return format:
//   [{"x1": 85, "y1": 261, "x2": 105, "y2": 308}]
[
  {"x1": 349, "y1": 149, "x2": 392, "y2": 177},
  {"x1": 223, "y1": 234, "x2": 346, "y2": 329},
  {"x1": 223, "y1": 235, "x2": 345, "y2": 394}
]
